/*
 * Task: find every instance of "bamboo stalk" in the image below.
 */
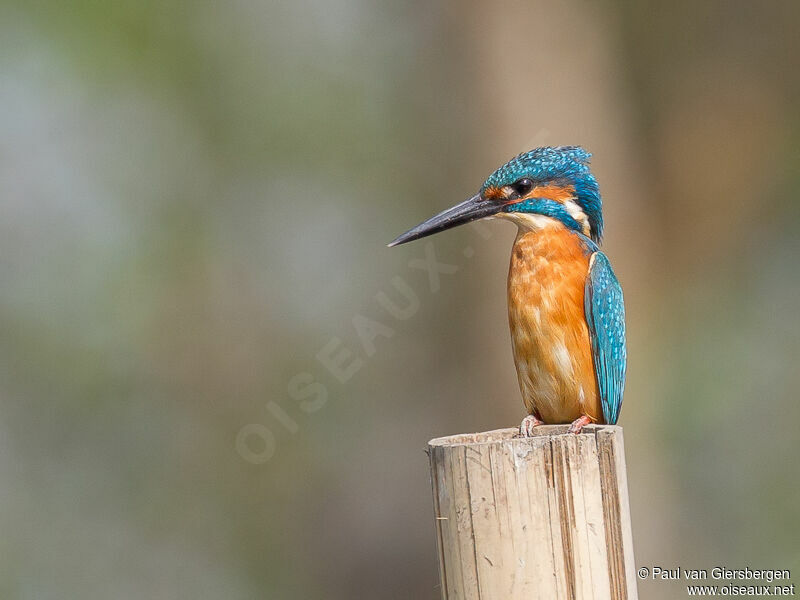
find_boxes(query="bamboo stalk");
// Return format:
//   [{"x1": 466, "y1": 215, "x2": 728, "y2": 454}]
[{"x1": 428, "y1": 425, "x2": 637, "y2": 599}]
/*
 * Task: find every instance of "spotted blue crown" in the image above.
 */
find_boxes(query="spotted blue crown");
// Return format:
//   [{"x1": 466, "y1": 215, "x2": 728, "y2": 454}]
[{"x1": 481, "y1": 146, "x2": 603, "y2": 243}]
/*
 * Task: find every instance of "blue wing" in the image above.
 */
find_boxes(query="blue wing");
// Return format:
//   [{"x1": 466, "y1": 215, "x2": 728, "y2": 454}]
[{"x1": 584, "y1": 252, "x2": 627, "y2": 425}]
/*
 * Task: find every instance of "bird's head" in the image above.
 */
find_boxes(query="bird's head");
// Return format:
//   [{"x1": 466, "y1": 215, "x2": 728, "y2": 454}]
[{"x1": 389, "y1": 146, "x2": 602, "y2": 247}]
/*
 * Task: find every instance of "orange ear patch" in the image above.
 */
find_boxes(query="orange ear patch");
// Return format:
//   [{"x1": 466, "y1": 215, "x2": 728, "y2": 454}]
[{"x1": 530, "y1": 184, "x2": 576, "y2": 203}]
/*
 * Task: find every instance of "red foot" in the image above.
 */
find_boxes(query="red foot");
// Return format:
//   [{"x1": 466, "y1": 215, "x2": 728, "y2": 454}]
[
  {"x1": 517, "y1": 414, "x2": 543, "y2": 437},
  {"x1": 568, "y1": 415, "x2": 593, "y2": 434}
]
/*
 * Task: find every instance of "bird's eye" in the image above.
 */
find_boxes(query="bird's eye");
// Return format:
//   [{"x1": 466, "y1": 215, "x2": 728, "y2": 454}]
[{"x1": 512, "y1": 178, "x2": 533, "y2": 197}]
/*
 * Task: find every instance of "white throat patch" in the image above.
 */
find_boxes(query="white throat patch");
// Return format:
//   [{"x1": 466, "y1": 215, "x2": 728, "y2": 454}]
[{"x1": 493, "y1": 212, "x2": 557, "y2": 232}]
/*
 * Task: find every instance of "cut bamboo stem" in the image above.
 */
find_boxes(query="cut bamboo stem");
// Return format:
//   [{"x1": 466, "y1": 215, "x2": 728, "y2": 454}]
[{"x1": 428, "y1": 425, "x2": 637, "y2": 600}]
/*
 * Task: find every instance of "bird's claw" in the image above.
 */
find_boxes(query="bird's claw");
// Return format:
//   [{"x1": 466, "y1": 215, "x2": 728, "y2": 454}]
[
  {"x1": 567, "y1": 415, "x2": 593, "y2": 434},
  {"x1": 517, "y1": 414, "x2": 543, "y2": 437}
]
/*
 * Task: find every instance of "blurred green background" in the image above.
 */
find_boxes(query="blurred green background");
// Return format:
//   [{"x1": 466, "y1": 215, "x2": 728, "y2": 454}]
[{"x1": 1, "y1": 0, "x2": 798, "y2": 598}]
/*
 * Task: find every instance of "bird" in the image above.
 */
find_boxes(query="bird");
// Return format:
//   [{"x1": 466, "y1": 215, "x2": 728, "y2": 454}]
[{"x1": 388, "y1": 146, "x2": 626, "y2": 435}]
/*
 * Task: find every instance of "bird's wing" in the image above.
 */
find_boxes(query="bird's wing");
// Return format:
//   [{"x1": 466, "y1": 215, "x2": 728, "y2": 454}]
[{"x1": 584, "y1": 252, "x2": 627, "y2": 425}]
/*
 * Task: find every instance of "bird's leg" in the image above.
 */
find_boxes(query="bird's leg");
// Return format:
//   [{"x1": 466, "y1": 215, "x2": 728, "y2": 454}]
[
  {"x1": 517, "y1": 412, "x2": 544, "y2": 438},
  {"x1": 567, "y1": 415, "x2": 594, "y2": 434}
]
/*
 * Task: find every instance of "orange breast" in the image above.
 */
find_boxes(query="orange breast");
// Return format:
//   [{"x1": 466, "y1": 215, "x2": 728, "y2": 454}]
[{"x1": 507, "y1": 227, "x2": 601, "y2": 423}]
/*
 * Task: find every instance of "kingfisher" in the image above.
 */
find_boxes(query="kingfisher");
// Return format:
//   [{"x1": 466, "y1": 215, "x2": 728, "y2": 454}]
[{"x1": 388, "y1": 146, "x2": 626, "y2": 435}]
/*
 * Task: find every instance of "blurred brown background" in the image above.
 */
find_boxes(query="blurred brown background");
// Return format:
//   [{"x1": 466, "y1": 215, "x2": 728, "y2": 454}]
[{"x1": 1, "y1": 0, "x2": 798, "y2": 598}]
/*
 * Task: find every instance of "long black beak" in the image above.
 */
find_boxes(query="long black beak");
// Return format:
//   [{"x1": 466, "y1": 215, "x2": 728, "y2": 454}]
[{"x1": 388, "y1": 194, "x2": 502, "y2": 247}]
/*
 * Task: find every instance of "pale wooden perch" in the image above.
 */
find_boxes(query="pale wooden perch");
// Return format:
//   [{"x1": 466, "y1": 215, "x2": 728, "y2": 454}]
[{"x1": 428, "y1": 425, "x2": 637, "y2": 600}]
